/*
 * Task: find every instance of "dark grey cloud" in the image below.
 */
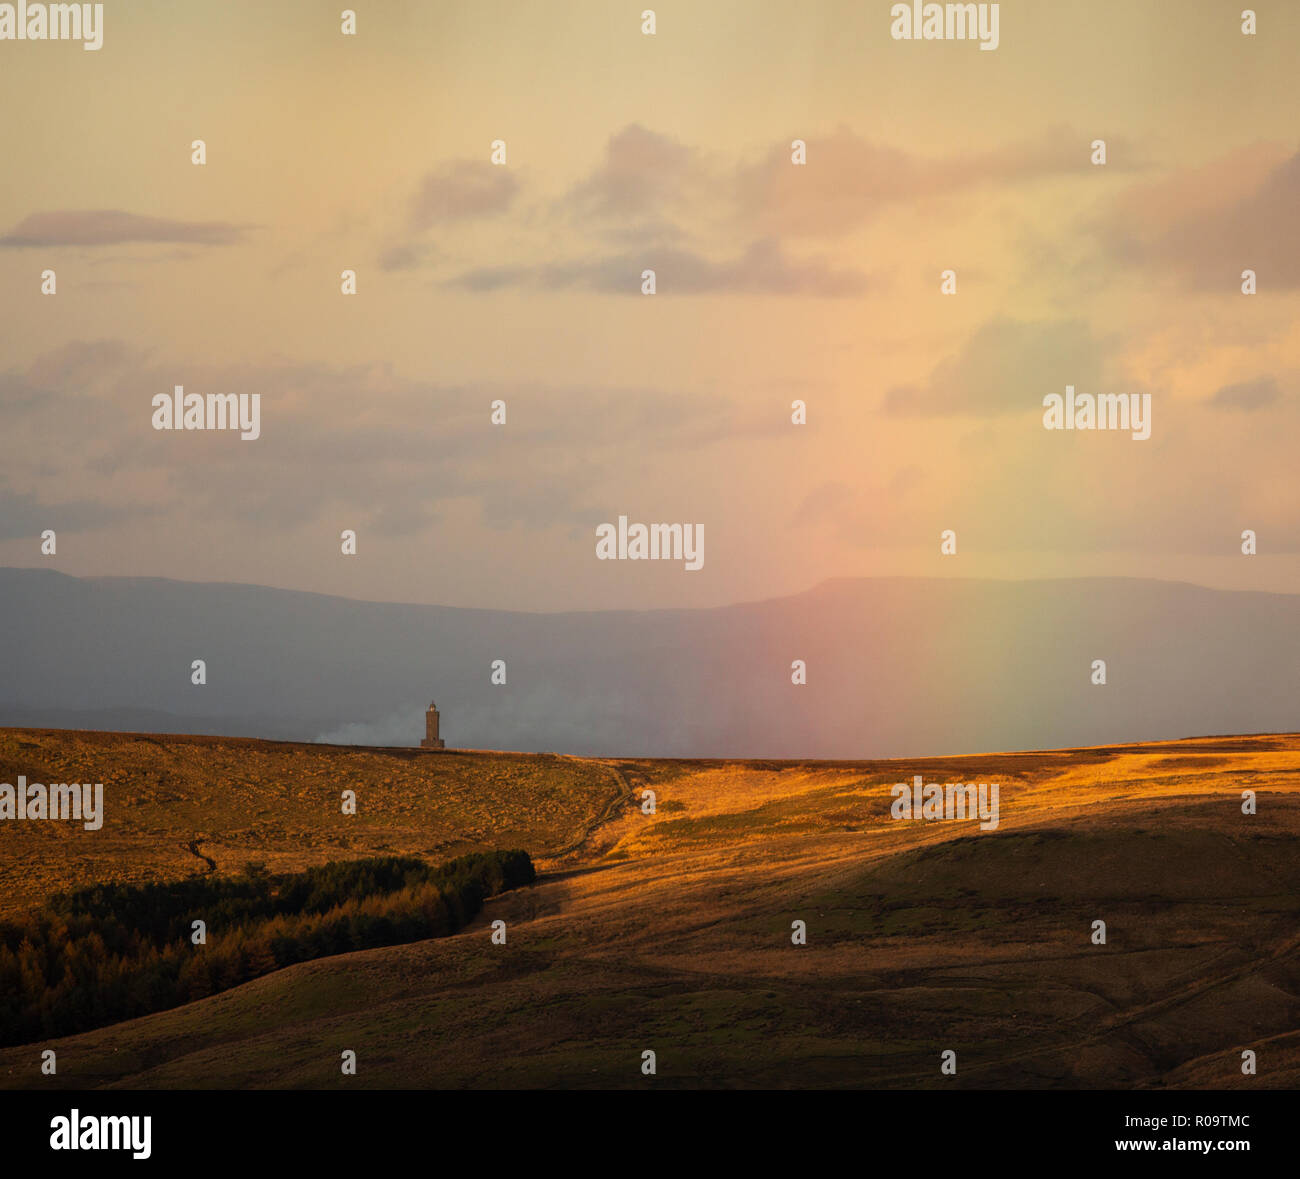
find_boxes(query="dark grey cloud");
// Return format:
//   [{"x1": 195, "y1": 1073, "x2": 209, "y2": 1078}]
[{"x1": 0, "y1": 210, "x2": 252, "y2": 248}]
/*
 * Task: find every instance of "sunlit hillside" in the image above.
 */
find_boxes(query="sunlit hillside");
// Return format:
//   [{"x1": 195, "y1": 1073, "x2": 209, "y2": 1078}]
[{"x1": 1, "y1": 729, "x2": 1298, "y2": 1088}]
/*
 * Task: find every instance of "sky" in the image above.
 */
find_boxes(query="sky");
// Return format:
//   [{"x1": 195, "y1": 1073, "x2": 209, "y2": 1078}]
[{"x1": 1, "y1": 0, "x2": 1298, "y2": 611}]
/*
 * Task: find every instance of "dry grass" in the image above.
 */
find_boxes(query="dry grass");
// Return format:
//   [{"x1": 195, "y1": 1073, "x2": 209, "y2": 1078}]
[
  {"x1": 0, "y1": 729, "x2": 642, "y2": 916},
  {"x1": 1, "y1": 729, "x2": 1298, "y2": 1089}
]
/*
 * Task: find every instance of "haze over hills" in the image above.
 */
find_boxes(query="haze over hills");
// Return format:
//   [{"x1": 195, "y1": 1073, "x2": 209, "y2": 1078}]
[{"x1": 1, "y1": 567, "x2": 1297, "y2": 758}]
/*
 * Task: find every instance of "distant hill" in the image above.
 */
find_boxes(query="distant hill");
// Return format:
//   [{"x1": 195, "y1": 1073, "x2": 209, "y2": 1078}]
[{"x1": 1, "y1": 567, "x2": 1297, "y2": 756}]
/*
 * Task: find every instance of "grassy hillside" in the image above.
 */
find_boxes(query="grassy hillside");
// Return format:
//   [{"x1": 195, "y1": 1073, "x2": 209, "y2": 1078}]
[
  {"x1": 0, "y1": 729, "x2": 660, "y2": 918},
  {"x1": 0, "y1": 729, "x2": 1297, "y2": 1088}
]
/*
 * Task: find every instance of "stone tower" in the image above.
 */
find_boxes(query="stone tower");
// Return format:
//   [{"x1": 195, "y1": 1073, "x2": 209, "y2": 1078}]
[{"x1": 421, "y1": 700, "x2": 446, "y2": 750}]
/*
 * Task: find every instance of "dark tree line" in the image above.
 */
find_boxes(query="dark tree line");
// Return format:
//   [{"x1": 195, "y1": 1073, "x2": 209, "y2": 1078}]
[{"x1": 0, "y1": 850, "x2": 535, "y2": 1046}]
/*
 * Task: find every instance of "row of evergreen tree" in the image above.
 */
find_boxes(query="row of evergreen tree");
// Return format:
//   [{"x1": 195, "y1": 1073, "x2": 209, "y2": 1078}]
[{"x1": 0, "y1": 850, "x2": 535, "y2": 1046}]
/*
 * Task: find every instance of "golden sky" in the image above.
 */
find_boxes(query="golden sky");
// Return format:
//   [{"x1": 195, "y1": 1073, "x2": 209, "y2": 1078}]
[{"x1": 1, "y1": 0, "x2": 1297, "y2": 609}]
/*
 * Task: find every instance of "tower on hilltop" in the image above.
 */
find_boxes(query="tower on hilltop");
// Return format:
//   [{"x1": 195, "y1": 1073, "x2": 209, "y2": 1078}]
[{"x1": 421, "y1": 700, "x2": 446, "y2": 750}]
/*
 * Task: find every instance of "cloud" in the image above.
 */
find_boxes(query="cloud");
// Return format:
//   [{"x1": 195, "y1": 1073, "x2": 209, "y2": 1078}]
[
  {"x1": 22, "y1": 339, "x2": 141, "y2": 388},
  {"x1": 410, "y1": 124, "x2": 1117, "y2": 291},
  {"x1": 408, "y1": 160, "x2": 519, "y2": 229},
  {"x1": 736, "y1": 125, "x2": 1112, "y2": 238},
  {"x1": 448, "y1": 238, "x2": 870, "y2": 297},
  {"x1": 0, "y1": 488, "x2": 138, "y2": 541},
  {"x1": 884, "y1": 318, "x2": 1108, "y2": 416},
  {"x1": 377, "y1": 242, "x2": 442, "y2": 272},
  {"x1": 562, "y1": 124, "x2": 1106, "y2": 243},
  {"x1": 0, "y1": 342, "x2": 787, "y2": 539},
  {"x1": 376, "y1": 160, "x2": 518, "y2": 271},
  {"x1": 566, "y1": 125, "x2": 707, "y2": 220},
  {"x1": 1210, "y1": 376, "x2": 1281, "y2": 411},
  {"x1": 790, "y1": 481, "x2": 854, "y2": 528},
  {"x1": 0, "y1": 210, "x2": 252, "y2": 248},
  {"x1": 1099, "y1": 144, "x2": 1300, "y2": 288}
]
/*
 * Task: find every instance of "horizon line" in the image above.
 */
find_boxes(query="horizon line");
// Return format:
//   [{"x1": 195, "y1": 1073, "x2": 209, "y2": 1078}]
[
  {"x1": 2, "y1": 564, "x2": 1297, "y2": 617},
  {"x1": 3, "y1": 723, "x2": 1296, "y2": 765}
]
